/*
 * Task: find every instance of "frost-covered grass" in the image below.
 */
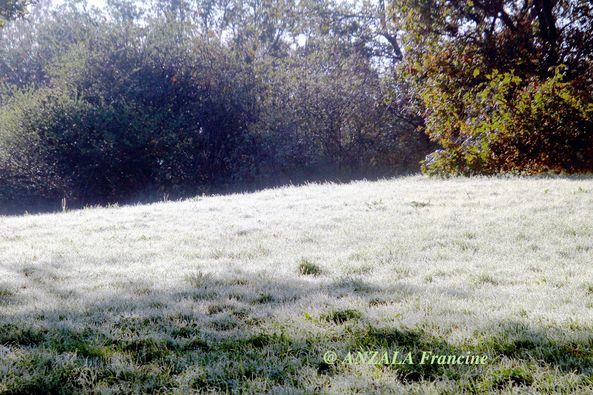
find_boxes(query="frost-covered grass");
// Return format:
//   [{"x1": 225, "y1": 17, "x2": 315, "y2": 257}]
[{"x1": 1, "y1": 175, "x2": 593, "y2": 393}]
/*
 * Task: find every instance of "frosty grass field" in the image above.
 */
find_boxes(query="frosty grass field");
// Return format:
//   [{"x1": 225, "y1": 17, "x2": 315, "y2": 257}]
[{"x1": 1, "y1": 175, "x2": 593, "y2": 393}]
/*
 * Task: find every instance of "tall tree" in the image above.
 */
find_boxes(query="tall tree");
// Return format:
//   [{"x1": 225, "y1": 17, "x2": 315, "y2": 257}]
[{"x1": 393, "y1": 0, "x2": 593, "y2": 174}]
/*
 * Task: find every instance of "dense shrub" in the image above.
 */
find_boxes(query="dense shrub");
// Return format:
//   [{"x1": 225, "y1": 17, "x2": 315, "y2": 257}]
[
  {"x1": 0, "y1": 26, "x2": 259, "y2": 210},
  {"x1": 394, "y1": 0, "x2": 593, "y2": 176},
  {"x1": 422, "y1": 67, "x2": 593, "y2": 175},
  {"x1": 0, "y1": 1, "x2": 430, "y2": 213},
  {"x1": 252, "y1": 53, "x2": 432, "y2": 184}
]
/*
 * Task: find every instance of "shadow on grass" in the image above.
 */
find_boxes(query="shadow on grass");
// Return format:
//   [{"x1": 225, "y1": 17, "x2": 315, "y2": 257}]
[
  {"x1": 0, "y1": 170, "x2": 420, "y2": 217},
  {"x1": 1, "y1": 270, "x2": 593, "y2": 393}
]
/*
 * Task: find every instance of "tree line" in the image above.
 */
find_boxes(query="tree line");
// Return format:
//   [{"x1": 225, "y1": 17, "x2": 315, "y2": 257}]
[
  {"x1": 0, "y1": 0, "x2": 591, "y2": 213},
  {"x1": 0, "y1": 0, "x2": 432, "y2": 213}
]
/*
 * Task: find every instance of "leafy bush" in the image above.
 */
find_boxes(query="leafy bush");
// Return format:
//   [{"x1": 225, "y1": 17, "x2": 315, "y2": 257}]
[
  {"x1": 0, "y1": 0, "x2": 432, "y2": 213},
  {"x1": 422, "y1": 67, "x2": 593, "y2": 175},
  {"x1": 253, "y1": 53, "x2": 432, "y2": 184},
  {"x1": 0, "y1": 21, "x2": 259, "y2": 210},
  {"x1": 394, "y1": 0, "x2": 593, "y2": 176}
]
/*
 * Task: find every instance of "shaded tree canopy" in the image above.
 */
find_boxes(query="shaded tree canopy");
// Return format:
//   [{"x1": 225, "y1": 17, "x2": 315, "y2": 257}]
[
  {"x1": 0, "y1": 0, "x2": 432, "y2": 213},
  {"x1": 0, "y1": 0, "x2": 31, "y2": 27}
]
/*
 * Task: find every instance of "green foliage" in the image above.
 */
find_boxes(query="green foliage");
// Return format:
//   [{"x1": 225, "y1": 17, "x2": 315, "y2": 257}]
[
  {"x1": 394, "y1": 0, "x2": 593, "y2": 175},
  {"x1": 0, "y1": 0, "x2": 430, "y2": 213},
  {"x1": 298, "y1": 259, "x2": 322, "y2": 276},
  {"x1": 321, "y1": 309, "x2": 362, "y2": 324},
  {"x1": 0, "y1": 32, "x2": 258, "y2": 208},
  {"x1": 422, "y1": 67, "x2": 593, "y2": 175},
  {"x1": 254, "y1": 53, "x2": 432, "y2": 181},
  {"x1": 0, "y1": 0, "x2": 31, "y2": 28}
]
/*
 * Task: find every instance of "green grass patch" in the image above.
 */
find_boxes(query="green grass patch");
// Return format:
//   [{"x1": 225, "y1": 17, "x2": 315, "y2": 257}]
[
  {"x1": 2, "y1": 320, "x2": 593, "y2": 393},
  {"x1": 321, "y1": 309, "x2": 362, "y2": 324},
  {"x1": 298, "y1": 259, "x2": 322, "y2": 276}
]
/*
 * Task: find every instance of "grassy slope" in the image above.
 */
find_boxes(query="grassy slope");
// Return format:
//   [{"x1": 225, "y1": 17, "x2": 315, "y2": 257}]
[{"x1": 1, "y1": 176, "x2": 593, "y2": 393}]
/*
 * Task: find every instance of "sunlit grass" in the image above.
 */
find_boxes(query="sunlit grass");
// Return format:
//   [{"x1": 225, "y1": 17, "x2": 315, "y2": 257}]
[{"x1": 1, "y1": 175, "x2": 593, "y2": 393}]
